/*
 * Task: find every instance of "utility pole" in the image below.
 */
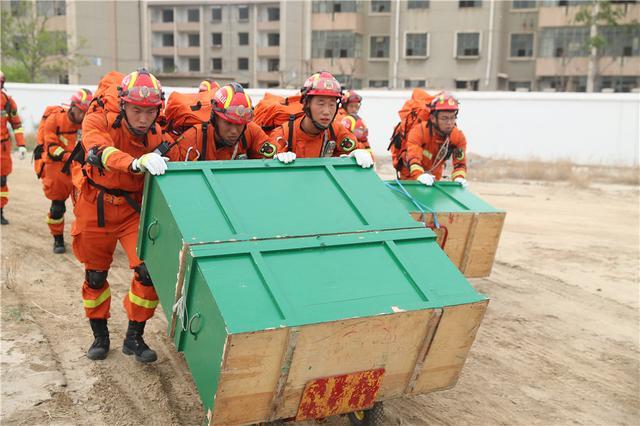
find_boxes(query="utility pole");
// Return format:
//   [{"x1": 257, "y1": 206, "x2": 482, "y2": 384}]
[{"x1": 586, "y1": 0, "x2": 599, "y2": 93}]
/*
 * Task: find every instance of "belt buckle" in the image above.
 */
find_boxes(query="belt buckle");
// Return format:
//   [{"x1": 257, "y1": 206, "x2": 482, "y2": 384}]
[{"x1": 103, "y1": 193, "x2": 123, "y2": 205}]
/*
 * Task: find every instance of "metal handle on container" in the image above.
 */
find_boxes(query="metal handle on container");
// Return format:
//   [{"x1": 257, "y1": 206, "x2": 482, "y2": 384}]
[
  {"x1": 188, "y1": 312, "x2": 202, "y2": 340},
  {"x1": 147, "y1": 219, "x2": 159, "y2": 245}
]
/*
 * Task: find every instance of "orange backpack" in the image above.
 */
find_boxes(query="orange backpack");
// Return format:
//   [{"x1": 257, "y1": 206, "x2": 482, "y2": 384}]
[
  {"x1": 88, "y1": 71, "x2": 123, "y2": 116},
  {"x1": 33, "y1": 105, "x2": 66, "y2": 178},
  {"x1": 388, "y1": 88, "x2": 439, "y2": 174},
  {"x1": 253, "y1": 92, "x2": 304, "y2": 134},
  {"x1": 163, "y1": 90, "x2": 215, "y2": 135}
]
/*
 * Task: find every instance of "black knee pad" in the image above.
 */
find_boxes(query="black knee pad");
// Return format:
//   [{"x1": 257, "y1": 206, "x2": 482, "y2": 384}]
[
  {"x1": 134, "y1": 263, "x2": 153, "y2": 286},
  {"x1": 50, "y1": 200, "x2": 66, "y2": 219},
  {"x1": 85, "y1": 270, "x2": 108, "y2": 289},
  {"x1": 0, "y1": 176, "x2": 6, "y2": 186}
]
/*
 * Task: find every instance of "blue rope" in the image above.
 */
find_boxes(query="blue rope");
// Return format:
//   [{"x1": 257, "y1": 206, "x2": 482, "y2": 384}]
[{"x1": 385, "y1": 179, "x2": 440, "y2": 228}]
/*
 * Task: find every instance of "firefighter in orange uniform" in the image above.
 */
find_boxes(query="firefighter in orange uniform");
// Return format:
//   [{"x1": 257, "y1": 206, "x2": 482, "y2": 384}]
[
  {"x1": 40, "y1": 89, "x2": 93, "y2": 253},
  {"x1": 177, "y1": 83, "x2": 294, "y2": 163},
  {"x1": 198, "y1": 78, "x2": 220, "y2": 93},
  {"x1": 73, "y1": 69, "x2": 180, "y2": 363},
  {"x1": 268, "y1": 72, "x2": 373, "y2": 168},
  {"x1": 405, "y1": 93, "x2": 468, "y2": 187},
  {"x1": 336, "y1": 89, "x2": 362, "y2": 123},
  {"x1": 0, "y1": 70, "x2": 27, "y2": 224},
  {"x1": 341, "y1": 114, "x2": 370, "y2": 151}
]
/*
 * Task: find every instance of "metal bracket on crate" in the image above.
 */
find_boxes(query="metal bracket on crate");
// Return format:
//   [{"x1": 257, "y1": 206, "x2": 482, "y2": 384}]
[{"x1": 405, "y1": 308, "x2": 443, "y2": 394}]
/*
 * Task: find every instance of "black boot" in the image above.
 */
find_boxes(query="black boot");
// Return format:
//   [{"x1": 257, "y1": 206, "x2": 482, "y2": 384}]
[
  {"x1": 0, "y1": 208, "x2": 8, "y2": 225},
  {"x1": 122, "y1": 320, "x2": 157, "y2": 363},
  {"x1": 53, "y1": 235, "x2": 65, "y2": 254},
  {"x1": 87, "y1": 319, "x2": 110, "y2": 360}
]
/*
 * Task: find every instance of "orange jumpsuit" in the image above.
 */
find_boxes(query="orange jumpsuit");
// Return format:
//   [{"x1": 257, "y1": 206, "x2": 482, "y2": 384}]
[
  {"x1": 405, "y1": 123, "x2": 467, "y2": 181},
  {"x1": 268, "y1": 116, "x2": 359, "y2": 158},
  {"x1": 176, "y1": 121, "x2": 282, "y2": 161},
  {"x1": 72, "y1": 110, "x2": 180, "y2": 321},
  {"x1": 1, "y1": 90, "x2": 26, "y2": 208},
  {"x1": 40, "y1": 107, "x2": 81, "y2": 235}
]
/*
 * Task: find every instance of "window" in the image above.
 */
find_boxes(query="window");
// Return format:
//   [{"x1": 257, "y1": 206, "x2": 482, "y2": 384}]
[
  {"x1": 36, "y1": 1, "x2": 66, "y2": 17},
  {"x1": 267, "y1": 7, "x2": 280, "y2": 21},
  {"x1": 10, "y1": 0, "x2": 26, "y2": 16},
  {"x1": 456, "y1": 32, "x2": 480, "y2": 57},
  {"x1": 371, "y1": 1, "x2": 391, "y2": 13},
  {"x1": 212, "y1": 33, "x2": 222, "y2": 46},
  {"x1": 188, "y1": 57, "x2": 200, "y2": 72},
  {"x1": 211, "y1": 7, "x2": 222, "y2": 21},
  {"x1": 238, "y1": 57, "x2": 249, "y2": 70},
  {"x1": 539, "y1": 27, "x2": 589, "y2": 57},
  {"x1": 268, "y1": 58, "x2": 280, "y2": 72},
  {"x1": 369, "y1": 80, "x2": 389, "y2": 88},
  {"x1": 238, "y1": 6, "x2": 249, "y2": 21},
  {"x1": 459, "y1": 0, "x2": 482, "y2": 7},
  {"x1": 266, "y1": 81, "x2": 279, "y2": 88},
  {"x1": 188, "y1": 34, "x2": 200, "y2": 47},
  {"x1": 239, "y1": 32, "x2": 249, "y2": 45},
  {"x1": 162, "y1": 57, "x2": 175, "y2": 72},
  {"x1": 455, "y1": 79, "x2": 479, "y2": 91},
  {"x1": 267, "y1": 33, "x2": 280, "y2": 46},
  {"x1": 58, "y1": 74, "x2": 69, "y2": 84},
  {"x1": 312, "y1": 1, "x2": 359, "y2": 13},
  {"x1": 370, "y1": 36, "x2": 390, "y2": 58},
  {"x1": 405, "y1": 33, "x2": 428, "y2": 57},
  {"x1": 162, "y1": 33, "x2": 174, "y2": 47},
  {"x1": 510, "y1": 33, "x2": 534, "y2": 57},
  {"x1": 508, "y1": 81, "x2": 532, "y2": 91},
  {"x1": 599, "y1": 76, "x2": 640, "y2": 93},
  {"x1": 404, "y1": 80, "x2": 426, "y2": 88},
  {"x1": 512, "y1": 0, "x2": 537, "y2": 8},
  {"x1": 538, "y1": 76, "x2": 587, "y2": 92},
  {"x1": 601, "y1": 25, "x2": 640, "y2": 57},
  {"x1": 212, "y1": 58, "x2": 222, "y2": 71},
  {"x1": 187, "y1": 9, "x2": 199, "y2": 22},
  {"x1": 408, "y1": 0, "x2": 430, "y2": 8},
  {"x1": 312, "y1": 31, "x2": 362, "y2": 58},
  {"x1": 162, "y1": 9, "x2": 173, "y2": 23}
]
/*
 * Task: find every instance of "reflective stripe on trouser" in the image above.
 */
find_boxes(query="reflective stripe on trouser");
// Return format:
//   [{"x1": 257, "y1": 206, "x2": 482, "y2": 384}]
[
  {"x1": 1, "y1": 182, "x2": 7, "y2": 209},
  {"x1": 82, "y1": 281, "x2": 111, "y2": 319},
  {"x1": 46, "y1": 214, "x2": 64, "y2": 235},
  {"x1": 123, "y1": 280, "x2": 159, "y2": 322}
]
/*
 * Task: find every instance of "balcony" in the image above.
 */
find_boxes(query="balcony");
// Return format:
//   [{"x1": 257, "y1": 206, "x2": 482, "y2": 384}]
[
  {"x1": 311, "y1": 13, "x2": 363, "y2": 32},
  {"x1": 257, "y1": 71, "x2": 280, "y2": 81},
  {"x1": 151, "y1": 22, "x2": 174, "y2": 32},
  {"x1": 539, "y1": 3, "x2": 640, "y2": 27},
  {"x1": 257, "y1": 20, "x2": 280, "y2": 31},
  {"x1": 176, "y1": 47, "x2": 200, "y2": 56},
  {"x1": 310, "y1": 58, "x2": 364, "y2": 76},
  {"x1": 257, "y1": 46, "x2": 280, "y2": 57},
  {"x1": 44, "y1": 15, "x2": 66, "y2": 32},
  {"x1": 176, "y1": 21, "x2": 200, "y2": 32},
  {"x1": 151, "y1": 46, "x2": 175, "y2": 56},
  {"x1": 536, "y1": 56, "x2": 640, "y2": 76}
]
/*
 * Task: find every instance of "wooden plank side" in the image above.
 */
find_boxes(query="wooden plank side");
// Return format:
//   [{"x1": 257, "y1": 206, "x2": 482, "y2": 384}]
[
  {"x1": 211, "y1": 328, "x2": 288, "y2": 426},
  {"x1": 276, "y1": 310, "x2": 435, "y2": 419},
  {"x1": 412, "y1": 300, "x2": 489, "y2": 394},
  {"x1": 410, "y1": 212, "x2": 473, "y2": 269},
  {"x1": 465, "y1": 212, "x2": 506, "y2": 278}
]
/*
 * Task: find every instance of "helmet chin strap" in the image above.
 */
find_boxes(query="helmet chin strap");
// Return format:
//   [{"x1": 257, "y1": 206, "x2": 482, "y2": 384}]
[
  {"x1": 212, "y1": 114, "x2": 247, "y2": 148},
  {"x1": 303, "y1": 98, "x2": 339, "y2": 131}
]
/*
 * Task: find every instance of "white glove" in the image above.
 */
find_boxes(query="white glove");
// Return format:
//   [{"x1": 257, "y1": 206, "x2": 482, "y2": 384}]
[
  {"x1": 417, "y1": 173, "x2": 435, "y2": 186},
  {"x1": 18, "y1": 146, "x2": 26, "y2": 160},
  {"x1": 131, "y1": 152, "x2": 168, "y2": 175},
  {"x1": 274, "y1": 152, "x2": 296, "y2": 164},
  {"x1": 454, "y1": 177, "x2": 468, "y2": 188},
  {"x1": 349, "y1": 149, "x2": 374, "y2": 168}
]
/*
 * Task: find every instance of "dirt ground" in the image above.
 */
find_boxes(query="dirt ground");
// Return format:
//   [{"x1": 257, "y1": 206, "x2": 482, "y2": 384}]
[{"x1": 1, "y1": 154, "x2": 638, "y2": 425}]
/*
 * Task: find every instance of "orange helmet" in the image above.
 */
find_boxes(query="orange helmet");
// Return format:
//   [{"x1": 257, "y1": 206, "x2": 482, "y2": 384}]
[
  {"x1": 301, "y1": 71, "x2": 342, "y2": 100},
  {"x1": 119, "y1": 69, "x2": 164, "y2": 107},
  {"x1": 199, "y1": 79, "x2": 220, "y2": 93},
  {"x1": 341, "y1": 115, "x2": 368, "y2": 143},
  {"x1": 430, "y1": 92, "x2": 459, "y2": 112},
  {"x1": 341, "y1": 90, "x2": 362, "y2": 106},
  {"x1": 212, "y1": 83, "x2": 254, "y2": 125},
  {"x1": 69, "y1": 88, "x2": 93, "y2": 112}
]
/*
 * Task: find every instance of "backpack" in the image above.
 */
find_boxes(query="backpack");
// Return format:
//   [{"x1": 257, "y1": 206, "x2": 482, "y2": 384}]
[
  {"x1": 88, "y1": 71, "x2": 124, "y2": 116},
  {"x1": 388, "y1": 88, "x2": 439, "y2": 174},
  {"x1": 164, "y1": 90, "x2": 215, "y2": 135},
  {"x1": 33, "y1": 105, "x2": 65, "y2": 178},
  {"x1": 253, "y1": 92, "x2": 304, "y2": 134}
]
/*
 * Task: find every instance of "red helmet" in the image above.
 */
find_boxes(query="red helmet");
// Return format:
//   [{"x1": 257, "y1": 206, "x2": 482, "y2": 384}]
[
  {"x1": 341, "y1": 90, "x2": 362, "y2": 106},
  {"x1": 212, "y1": 83, "x2": 254, "y2": 125},
  {"x1": 199, "y1": 79, "x2": 220, "y2": 93},
  {"x1": 301, "y1": 71, "x2": 342, "y2": 99},
  {"x1": 119, "y1": 69, "x2": 164, "y2": 107},
  {"x1": 69, "y1": 88, "x2": 93, "y2": 112},
  {"x1": 341, "y1": 115, "x2": 368, "y2": 142},
  {"x1": 430, "y1": 92, "x2": 459, "y2": 112}
]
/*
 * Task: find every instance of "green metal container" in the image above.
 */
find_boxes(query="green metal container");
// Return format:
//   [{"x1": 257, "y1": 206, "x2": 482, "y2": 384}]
[
  {"x1": 385, "y1": 180, "x2": 506, "y2": 277},
  {"x1": 138, "y1": 159, "x2": 488, "y2": 425}
]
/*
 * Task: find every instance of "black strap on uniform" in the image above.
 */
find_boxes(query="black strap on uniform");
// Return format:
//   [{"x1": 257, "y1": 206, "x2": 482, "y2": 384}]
[
  {"x1": 328, "y1": 124, "x2": 336, "y2": 142},
  {"x1": 200, "y1": 122, "x2": 208, "y2": 161},
  {"x1": 86, "y1": 177, "x2": 140, "y2": 227},
  {"x1": 287, "y1": 114, "x2": 295, "y2": 152},
  {"x1": 61, "y1": 142, "x2": 85, "y2": 175},
  {"x1": 241, "y1": 133, "x2": 247, "y2": 150}
]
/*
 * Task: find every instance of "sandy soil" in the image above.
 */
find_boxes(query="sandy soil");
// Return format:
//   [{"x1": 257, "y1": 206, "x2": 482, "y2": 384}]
[{"x1": 1, "y1": 155, "x2": 638, "y2": 425}]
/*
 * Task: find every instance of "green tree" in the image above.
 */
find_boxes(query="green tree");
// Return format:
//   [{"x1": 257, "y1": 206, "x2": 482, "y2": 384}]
[{"x1": 0, "y1": 1, "x2": 88, "y2": 83}]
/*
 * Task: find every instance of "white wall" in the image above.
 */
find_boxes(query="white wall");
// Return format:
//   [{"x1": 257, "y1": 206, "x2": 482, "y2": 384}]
[{"x1": 6, "y1": 83, "x2": 639, "y2": 166}]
